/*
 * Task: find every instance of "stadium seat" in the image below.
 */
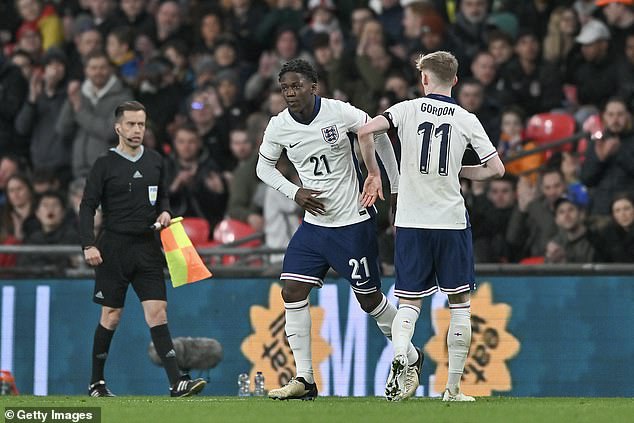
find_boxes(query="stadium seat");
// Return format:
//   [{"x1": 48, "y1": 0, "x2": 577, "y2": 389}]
[
  {"x1": 181, "y1": 217, "x2": 211, "y2": 247},
  {"x1": 213, "y1": 219, "x2": 262, "y2": 266},
  {"x1": 525, "y1": 112, "x2": 576, "y2": 159},
  {"x1": 519, "y1": 256, "x2": 545, "y2": 265}
]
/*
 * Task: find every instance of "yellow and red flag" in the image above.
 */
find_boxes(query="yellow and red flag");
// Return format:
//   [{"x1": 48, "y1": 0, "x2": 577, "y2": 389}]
[{"x1": 160, "y1": 217, "x2": 212, "y2": 287}]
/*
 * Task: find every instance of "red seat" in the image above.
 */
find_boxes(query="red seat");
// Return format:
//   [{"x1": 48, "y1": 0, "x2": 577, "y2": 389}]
[
  {"x1": 213, "y1": 218, "x2": 261, "y2": 265},
  {"x1": 519, "y1": 256, "x2": 545, "y2": 265},
  {"x1": 181, "y1": 217, "x2": 211, "y2": 246},
  {"x1": 525, "y1": 112, "x2": 576, "y2": 159}
]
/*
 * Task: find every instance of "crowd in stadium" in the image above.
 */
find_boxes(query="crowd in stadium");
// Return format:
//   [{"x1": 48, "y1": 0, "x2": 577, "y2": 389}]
[{"x1": 0, "y1": 0, "x2": 633, "y2": 269}]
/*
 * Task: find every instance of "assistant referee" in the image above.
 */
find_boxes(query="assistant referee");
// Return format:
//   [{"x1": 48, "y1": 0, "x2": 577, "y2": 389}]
[{"x1": 79, "y1": 101, "x2": 206, "y2": 397}]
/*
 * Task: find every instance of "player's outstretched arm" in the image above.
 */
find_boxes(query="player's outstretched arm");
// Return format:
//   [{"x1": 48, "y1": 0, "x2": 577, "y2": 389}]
[
  {"x1": 358, "y1": 116, "x2": 390, "y2": 207},
  {"x1": 459, "y1": 155, "x2": 505, "y2": 181}
]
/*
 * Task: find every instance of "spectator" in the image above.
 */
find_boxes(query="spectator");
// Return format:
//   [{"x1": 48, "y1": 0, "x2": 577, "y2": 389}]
[
  {"x1": 456, "y1": 78, "x2": 500, "y2": 141},
  {"x1": 300, "y1": 0, "x2": 340, "y2": 51},
  {"x1": 114, "y1": 0, "x2": 154, "y2": 36},
  {"x1": 15, "y1": 48, "x2": 71, "y2": 181},
  {"x1": 225, "y1": 126, "x2": 253, "y2": 184},
  {"x1": 254, "y1": 0, "x2": 304, "y2": 49},
  {"x1": 216, "y1": 70, "x2": 248, "y2": 136},
  {"x1": 542, "y1": 6, "x2": 579, "y2": 73},
  {"x1": 15, "y1": 0, "x2": 64, "y2": 50},
  {"x1": 470, "y1": 174, "x2": 519, "y2": 263},
  {"x1": 376, "y1": 0, "x2": 404, "y2": 45},
  {"x1": 86, "y1": 0, "x2": 118, "y2": 38},
  {"x1": 225, "y1": 0, "x2": 268, "y2": 64},
  {"x1": 544, "y1": 195, "x2": 596, "y2": 263},
  {"x1": 594, "y1": 193, "x2": 634, "y2": 262},
  {"x1": 596, "y1": 0, "x2": 634, "y2": 54},
  {"x1": 0, "y1": 53, "x2": 28, "y2": 156},
  {"x1": 400, "y1": 1, "x2": 437, "y2": 57},
  {"x1": 106, "y1": 26, "x2": 141, "y2": 87},
  {"x1": 226, "y1": 113, "x2": 266, "y2": 232},
  {"x1": 498, "y1": 29, "x2": 563, "y2": 116},
  {"x1": 487, "y1": 30, "x2": 514, "y2": 71},
  {"x1": 136, "y1": 56, "x2": 184, "y2": 149},
  {"x1": 66, "y1": 23, "x2": 103, "y2": 81},
  {"x1": 9, "y1": 48, "x2": 35, "y2": 82},
  {"x1": 566, "y1": 19, "x2": 618, "y2": 116},
  {"x1": 18, "y1": 190, "x2": 81, "y2": 271},
  {"x1": 187, "y1": 86, "x2": 233, "y2": 171},
  {"x1": 161, "y1": 39, "x2": 194, "y2": 94},
  {"x1": 580, "y1": 97, "x2": 634, "y2": 216},
  {"x1": 0, "y1": 155, "x2": 26, "y2": 207},
  {"x1": 193, "y1": 8, "x2": 225, "y2": 55},
  {"x1": 497, "y1": 107, "x2": 544, "y2": 181},
  {"x1": 470, "y1": 50, "x2": 505, "y2": 106},
  {"x1": 513, "y1": 0, "x2": 556, "y2": 40},
  {"x1": 56, "y1": 50, "x2": 133, "y2": 178},
  {"x1": 0, "y1": 174, "x2": 38, "y2": 242},
  {"x1": 450, "y1": 0, "x2": 490, "y2": 66},
  {"x1": 164, "y1": 124, "x2": 228, "y2": 232},
  {"x1": 507, "y1": 168, "x2": 567, "y2": 258},
  {"x1": 152, "y1": 0, "x2": 191, "y2": 47},
  {"x1": 244, "y1": 27, "x2": 311, "y2": 105}
]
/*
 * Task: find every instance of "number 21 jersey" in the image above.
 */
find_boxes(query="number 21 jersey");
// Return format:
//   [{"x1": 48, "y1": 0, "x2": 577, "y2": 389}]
[
  {"x1": 259, "y1": 96, "x2": 371, "y2": 227},
  {"x1": 384, "y1": 94, "x2": 497, "y2": 230}
]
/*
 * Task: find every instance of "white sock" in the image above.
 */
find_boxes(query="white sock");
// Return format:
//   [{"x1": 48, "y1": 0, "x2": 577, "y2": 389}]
[
  {"x1": 391, "y1": 304, "x2": 420, "y2": 358},
  {"x1": 285, "y1": 299, "x2": 314, "y2": 384},
  {"x1": 369, "y1": 295, "x2": 419, "y2": 364},
  {"x1": 446, "y1": 301, "x2": 471, "y2": 392}
]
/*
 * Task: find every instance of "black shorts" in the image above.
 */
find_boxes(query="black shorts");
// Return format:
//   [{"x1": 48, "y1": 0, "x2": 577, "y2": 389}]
[{"x1": 93, "y1": 231, "x2": 167, "y2": 308}]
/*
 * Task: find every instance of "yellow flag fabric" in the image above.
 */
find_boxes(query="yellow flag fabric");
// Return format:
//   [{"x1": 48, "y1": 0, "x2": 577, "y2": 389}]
[{"x1": 160, "y1": 217, "x2": 212, "y2": 287}]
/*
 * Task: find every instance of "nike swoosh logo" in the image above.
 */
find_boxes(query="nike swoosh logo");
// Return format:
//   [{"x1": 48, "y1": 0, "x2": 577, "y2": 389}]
[
  {"x1": 355, "y1": 280, "x2": 369, "y2": 286},
  {"x1": 289, "y1": 142, "x2": 300, "y2": 148}
]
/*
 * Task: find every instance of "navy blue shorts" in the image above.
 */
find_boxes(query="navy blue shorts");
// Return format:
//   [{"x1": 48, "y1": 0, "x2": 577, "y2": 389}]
[
  {"x1": 281, "y1": 219, "x2": 381, "y2": 295},
  {"x1": 394, "y1": 227, "x2": 475, "y2": 299}
]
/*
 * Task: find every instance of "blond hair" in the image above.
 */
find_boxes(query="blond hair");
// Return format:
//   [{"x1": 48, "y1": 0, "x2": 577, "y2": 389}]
[{"x1": 415, "y1": 51, "x2": 458, "y2": 85}]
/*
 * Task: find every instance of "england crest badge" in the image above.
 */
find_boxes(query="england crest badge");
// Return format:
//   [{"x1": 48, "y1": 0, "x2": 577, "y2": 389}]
[
  {"x1": 321, "y1": 125, "x2": 339, "y2": 144},
  {"x1": 148, "y1": 185, "x2": 158, "y2": 205}
]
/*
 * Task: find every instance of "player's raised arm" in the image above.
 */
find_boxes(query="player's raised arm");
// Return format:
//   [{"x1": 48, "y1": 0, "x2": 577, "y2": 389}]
[{"x1": 358, "y1": 115, "x2": 391, "y2": 207}]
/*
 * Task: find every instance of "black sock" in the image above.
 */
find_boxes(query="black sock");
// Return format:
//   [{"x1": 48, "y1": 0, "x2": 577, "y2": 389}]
[
  {"x1": 150, "y1": 324, "x2": 181, "y2": 386},
  {"x1": 91, "y1": 324, "x2": 115, "y2": 384}
]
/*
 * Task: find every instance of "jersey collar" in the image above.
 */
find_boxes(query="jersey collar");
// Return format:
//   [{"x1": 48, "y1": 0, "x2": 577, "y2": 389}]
[
  {"x1": 425, "y1": 93, "x2": 457, "y2": 105},
  {"x1": 110, "y1": 145, "x2": 144, "y2": 162},
  {"x1": 289, "y1": 95, "x2": 321, "y2": 125}
]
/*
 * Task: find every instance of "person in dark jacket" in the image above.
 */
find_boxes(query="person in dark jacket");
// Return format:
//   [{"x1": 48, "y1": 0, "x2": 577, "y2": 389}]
[
  {"x1": 580, "y1": 97, "x2": 634, "y2": 216},
  {"x1": 0, "y1": 53, "x2": 28, "y2": 156},
  {"x1": 595, "y1": 193, "x2": 634, "y2": 263}
]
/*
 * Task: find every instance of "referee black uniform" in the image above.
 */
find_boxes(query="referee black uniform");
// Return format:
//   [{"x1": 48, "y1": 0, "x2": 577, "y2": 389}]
[
  {"x1": 80, "y1": 101, "x2": 205, "y2": 398},
  {"x1": 79, "y1": 147, "x2": 169, "y2": 307}
]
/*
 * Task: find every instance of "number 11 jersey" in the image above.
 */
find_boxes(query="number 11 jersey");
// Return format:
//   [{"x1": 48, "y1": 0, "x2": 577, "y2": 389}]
[
  {"x1": 260, "y1": 96, "x2": 374, "y2": 228},
  {"x1": 384, "y1": 94, "x2": 497, "y2": 230}
]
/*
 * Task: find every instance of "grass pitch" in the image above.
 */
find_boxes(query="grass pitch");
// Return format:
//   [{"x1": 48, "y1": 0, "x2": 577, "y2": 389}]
[{"x1": 1, "y1": 396, "x2": 632, "y2": 423}]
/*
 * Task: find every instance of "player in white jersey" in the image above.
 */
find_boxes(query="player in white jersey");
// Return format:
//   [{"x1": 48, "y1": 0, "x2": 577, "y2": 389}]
[
  {"x1": 257, "y1": 59, "x2": 422, "y2": 400},
  {"x1": 357, "y1": 51, "x2": 505, "y2": 402}
]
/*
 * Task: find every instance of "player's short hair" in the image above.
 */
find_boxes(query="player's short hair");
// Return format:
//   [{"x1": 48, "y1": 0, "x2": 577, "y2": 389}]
[
  {"x1": 278, "y1": 58, "x2": 318, "y2": 83},
  {"x1": 114, "y1": 101, "x2": 146, "y2": 121},
  {"x1": 415, "y1": 51, "x2": 458, "y2": 85}
]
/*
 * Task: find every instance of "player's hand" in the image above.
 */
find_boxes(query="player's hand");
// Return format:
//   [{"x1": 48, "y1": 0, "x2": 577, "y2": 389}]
[
  {"x1": 84, "y1": 246, "x2": 103, "y2": 267},
  {"x1": 295, "y1": 188, "x2": 325, "y2": 216},
  {"x1": 361, "y1": 174, "x2": 384, "y2": 207}
]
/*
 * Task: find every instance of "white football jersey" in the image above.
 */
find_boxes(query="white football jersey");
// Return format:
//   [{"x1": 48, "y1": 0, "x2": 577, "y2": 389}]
[
  {"x1": 385, "y1": 94, "x2": 497, "y2": 229},
  {"x1": 260, "y1": 97, "x2": 374, "y2": 227}
]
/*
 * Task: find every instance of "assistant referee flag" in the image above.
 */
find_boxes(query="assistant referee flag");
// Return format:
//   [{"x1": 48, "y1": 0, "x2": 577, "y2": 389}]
[{"x1": 160, "y1": 217, "x2": 212, "y2": 287}]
